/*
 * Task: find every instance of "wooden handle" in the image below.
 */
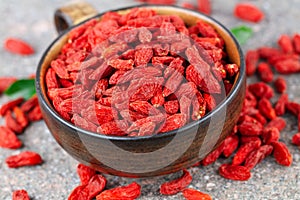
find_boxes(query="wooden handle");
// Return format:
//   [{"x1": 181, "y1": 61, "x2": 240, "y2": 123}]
[{"x1": 54, "y1": 1, "x2": 97, "y2": 34}]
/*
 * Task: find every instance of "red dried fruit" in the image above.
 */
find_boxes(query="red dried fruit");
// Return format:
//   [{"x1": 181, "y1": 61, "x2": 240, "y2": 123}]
[
  {"x1": 0, "y1": 77, "x2": 16, "y2": 94},
  {"x1": 0, "y1": 126, "x2": 22, "y2": 149},
  {"x1": 275, "y1": 94, "x2": 288, "y2": 116},
  {"x1": 5, "y1": 110, "x2": 24, "y2": 134},
  {"x1": 182, "y1": 188, "x2": 212, "y2": 200},
  {"x1": 258, "y1": 47, "x2": 281, "y2": 59},
  {"x1": 293, "y1": 33, "x2": 300, "y2": 53},
  {"x1": 278, "y1": 34, "x2": 294, "y2": 54},
  {"x1": 86, "y1": 174, "x2": 107, "y2": 199},
  {"x1": 181, "y1": 2, "x2": 195, "y2": 10},
  {"x1": 134, "y1": 47, "x2": 153, "y2": 67},
  {"x1": 274, "y1": 59, "x2": 300, "y2": 74},
  {"x1": 292, "y1": 133, "x2": 300, "y2": 146},
  {"x1": 201, "y1": 142, "x2": 225, "y2": 166},
  {"x1": 265, "y1": 117, "x2": 286, "y2": 131},
  {"x1": 96, "y1": 182, "x2": 141, "y2": 200},
  {"x1": 286, "y1": 102, "x2": 300, "y2": 116},
  {"x1": 261, "y1": 127, "x2": 280, "y2": 145},
  {"x1": 239, "y1": 136, "x2": 261, "y2": 145},
  {"x1": 244, "y1": 145, "x2": 273, "y2": 170},
  {"x1": 138, "y1": 27, "x2": 152, "y2": 43},
  {"x1": 203, "y1": 93, "x2": 216, "y2": 112},
  {"x1": 20, "y1": 96, "x2": 38, "y2": 112},
  {"x1": 245, "y1": 50, "x2": 259, "y2": 76},
  {"x1": 160, "y1": 169, "x2": 192, "y2": 195},
  {"x1": 150, "y1": 87, "x2": 165, "y2": 107},
  {"x1": 179, "y1": 95, "x2": 192, "y2": 122},
  {"x1": 12, "y1": 189, "x2": 30, "y2": 200},
  {"x1": 223, "y1": 135, "x2": 239, "y2": 157},
  {"x1": 164, "y1": 100, "x2": 179, "y2": 114},
  {"x1": 163, "y1": 70, "x2": 184, "y2": 97},
  {"x1": 160, "y1": 113, "x2": 186, "y2": 133},
  {"x1": 46, "y1": 68, "x2": 59, "y2": 89},
  {"x1": 238, "y1": 121, "x2": 263, "y2": 136},
  {"x1": 232, "y1": 140, "x2": 261, "y2": 166},
  {"x1": 258, "y1": 98, "x2": 276, "y2": 120},
  {"x1": 272, "y1": 141, "x2": 292, "y2": 166},
  {"x1": 257, "y1": 62, "x2": 273, "y2": 83},
  {"x1": 219, "y1": 164, "x2": 251, "y2": 181},
  {"x1": 6, "y1": 151, "x2": 43, "y2": 168},
  {"x1": 234, "y1": 3, "x2": 264, "y2": 22},
  {"x1": 27, "y1": 105, "x2": 43, "y2": 122},
  {"x1": 129, "y1": 100, "x2": 160, "y2": 116},
  {"x1": 97, "y1": 120, "x2": 128, "y2": 136},
  {"x1": 108, "y1": 58, "x2": 134, "y2": 70},
  {"x1": 4, "y1": 38, "x2": 34, "y2": 55},
  {"x1": 0, "y1": 97, "x2": 24, "y2": 116},
  {"x1": 248, "y1": 82, "x2": 274, "y2": 100},
  {"x1": 68, "y1": 185, "x2": 88, "y2": 200},
  {"x1": 274, "y1": 77, "x2": 287, "y2": 94},
  {"x1": 198, "y1": 0, "x2": 211, "y2": 15},
  {"x1": 77, "y1": 163, "x2": 97, "y2": 185}
]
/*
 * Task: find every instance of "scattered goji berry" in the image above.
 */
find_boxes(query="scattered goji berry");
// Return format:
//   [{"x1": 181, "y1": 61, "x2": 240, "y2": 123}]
[
  {"x1": 0, "y1": 97, "x2": 24, "y2": 116},
  {"x1": 0, "y1": 77, "x2": 16, "y2": 94},
  {"x1": 265, "y1": 117, "x2": 286, "y2": 131},
  {"x1": 258, "y1": 98, "x2": 276, "y2": 120},
  {"x1": 261, "y1": 127, "x2": 280, "y2": 145},
  {"x1": 219, "y1": 164, "x2": 251, "y2": 181},
  {"x1": 292, "y1": 133, "x2": 300, "y2": 146},
  {"x1": 257, "y1": 62, "x2": 273, "y2": 83},
  {"x1": 223, "y1": 135, "x2": 239, "y2": 157},
  {"x1": 4, "y1": 38, "x2": 34, "y2": 55},
  {"x1": 0, "y1": 126, "x2": 22, "y2": 149},
  {"x1": 232, "y1": 140, "x2": 261, "y2": 166},
  {"x1": 6, "y1": 151, "x2": 43, "y2": 168},
  {"x1": 77, "y1": 163, "x2": 97, "y2": 185},
  {"x1": 244, "y1": 145, "x2": 273, "y2": 170},
  {"x1": 274, "y1": 77, "x2": 287, "y2": 94},
  {"x1": 201, "y1": 142, "x2": 225, "y2": 166},
  {"x1": 12, "y1": 189, "x2": 30, "y2": 200},
  {"x1": 245, "y1": 50, "x2": 259, "y2": 76},
  {"x1": 160, "y1": 169, "x2": 192, "y2": 195},
  {"x1": 96, "y1": 182, "x2": 141, "y2": 200},
  {"x1": 275, "y1": 94, "x2": 288, "y2": 116},
  {"x1": 234, "y1": 3, "x2": 264, "y2": 23},
  {"x1": 278, "y1": 34, "x2": 294, "y2": 54},
  {"x1": 285, "y1": 102, "x2": 300, "y2": 116},
  {"x1": 198, "y1": 0, "x2": 211, "y2": 15},
  {"x1": 5, "y1": 110, "x2": 23, "y2": 134},
  {"x1": 182, "y1": 188, "x2": 212, "y2": 200},
  {"x1": 293, "y1": 33, "x2": 300, "y2": 53},
  {"x1": 272, "y1": 141, "x2": 292, "y2": 166}
]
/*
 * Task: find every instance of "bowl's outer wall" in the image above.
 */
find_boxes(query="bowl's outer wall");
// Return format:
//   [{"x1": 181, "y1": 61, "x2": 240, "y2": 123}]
[{"x1": 36, "y1": 5, "x2": 246, "y2": 177}]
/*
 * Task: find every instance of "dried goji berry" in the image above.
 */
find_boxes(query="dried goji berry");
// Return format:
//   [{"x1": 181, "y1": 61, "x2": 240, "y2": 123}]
[
  {"x1": 6, "y1": 151, "x2": 43, "y2": 168},
  {"x1": 179, "y1": 95, "x2": 192, "y2": 122},
  {"x1": 258, "y1": 47, "x2": 281, "y2": 59},
  {"x1": 286, "y1": 102, "x2": 300, "y2": 116},
  {"x1": 182, "y1": 188, "x2": 212, "y2": 200},
  {"x1": 0, "y1": 126, "x2": 22, "y2": 149},
  {"x1": 262, "y1": 127, "x2": 280, "y2": 145},
  {"x1": 223, "y1": 135, "x2": 239, "y2": 157},
  {"x1": 293, "y1": 33, "x2": 300, "y2": 53},
  {"x1": 160, "y1": 169, "x2": 192, "y2": 195},
  {"x1": 203, "y1": 93, "x2": 216, "y2": 112},
  {"x1": 274, "y1": 77, "x2": 287, "y2": 94},
  {"x1": 274, "y1": 59, "x2": 300, "y2": 74},
  {"x1": 219, "y1": 164, "x2": 251, "y2": 181},
  {"x1": 239, "y1": 136, "x2": 261, "y2": 145},
  {"x1": 108, "y1": 58, "x2": 134, "y2": 70},
  {"x1": 134, "y1": 47, "x2": 153, "y2": 67},
  {"x1": 164, "y1": 100, "x2": 179, "y2": 114},
  {"x1": 257, "y1": 62, "x2": 273, "y2": 83},
  {"x1": 159, "y1": 113, "x2": 186, "y2": 133},
  {"x1": 278, "y1": 34, "x2": 294, "y2": 54},
  {"x1": 275, "y1": 94, "x2": 288, "y2": 116},
  {"x1": 68, "y1": 185, "x2": 88, "y2": 200},
  {"x1": 77, "y1": 163, "x2": 97, "y2": 185},
  {"x1": 4, "y1": 37, "x2": 34, "y2": 55},
  {"x1": 232, "y1": 140, "x2": 261, "y2": 166},
  {"x1": 5, "y1": 110, "x2": 24, "y2": 134},
  {"x1": 198, "y1": 0, "x2": 211, "y2": 15},
  {"x1": 163, "y1": 70, "x2": 184, "y2": 97},
  {"x1": 96, "y1": 182, "x2": 141, "y2": 200},
  {"x1": 234, "y1": 3, "x2": 264, "y2": 23},
  {"x1": 244, "y1": 145, "x2": 273, "y2": 170},
  {"x1": 27, "y1": 105, "x2": 43, "y2": 122},
  {"x1": 265, "y1": 117, "x2": 286, "y2": 131},
  {"x1": 248, "y1": 82, "x2": 274, "y2": 100},
  {"x1": 272, "y1": 141, "x2": 292, "y2": 166},
  {"x1": 258, "y1": 98, "x2": 276, "y2": 120},
  {"x1": 201, "y1": 142, "x2": 225, "y2": 166},
  {"x1": 129, "y1": 100, "x2": 160, "y2": 116},
  {"x1": 292, "y1": 133, "x2": 300, "y2": 146},
  {"x1": 150, "y1": 87, "x2": 165, "y2": 107},
  {"x1": 245, "y1": 50, "x2": 259, "y2": 76},
  {"x1": 20, "y1": 96, "x2": 38, "y2": 113},
  {"x1": 97, "y1": 120, "x2": 128, "y2": 136},
  {"x1": 0, "y1": 97, "x2": 24, "y2": 116},
  {"x1": 238, "y1": 121, "x2": 263, "y2": 136},
  {"x1": 86, "y1": 174, "x2": 107, "y2": 199},
  {"x1": 12, "y1": 189, "x2": 30, "y2": 200}
]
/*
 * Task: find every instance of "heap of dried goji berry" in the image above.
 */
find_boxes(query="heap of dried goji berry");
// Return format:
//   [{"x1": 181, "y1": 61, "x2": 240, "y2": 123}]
[
  {"x1": 0, "y1": 78, "x2": 43, "y2": 200},
  {"x1": 46, "y1": 8, "x2": 239, "y2": 137},
  {"x1": 198, "y1": 33, "x2": 300, "y2": 181}
]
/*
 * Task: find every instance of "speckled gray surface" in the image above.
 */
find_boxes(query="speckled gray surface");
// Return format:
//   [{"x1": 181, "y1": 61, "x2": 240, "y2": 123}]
[{"x1": 1, "y1": 0, "x2": 300, "y2": 199}]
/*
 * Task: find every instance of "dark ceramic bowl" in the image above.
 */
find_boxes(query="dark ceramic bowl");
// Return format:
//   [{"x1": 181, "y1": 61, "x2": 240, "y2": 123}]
[{"x1": 36, "y1": 4, "x2": 246, "y2": 177}]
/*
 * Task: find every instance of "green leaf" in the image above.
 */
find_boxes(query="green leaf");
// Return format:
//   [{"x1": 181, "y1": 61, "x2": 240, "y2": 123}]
[
  {"x1": 4, "y1": 79, "x2": 36, "y2": 100},
  {"x1": 231, "y1": 25, "x2": 253, "y2": 45}
]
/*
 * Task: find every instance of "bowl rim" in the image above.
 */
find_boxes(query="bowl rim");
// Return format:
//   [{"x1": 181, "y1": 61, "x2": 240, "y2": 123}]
[{"x1": 36, "y1": 4, "x2": 245, "y2": 141}]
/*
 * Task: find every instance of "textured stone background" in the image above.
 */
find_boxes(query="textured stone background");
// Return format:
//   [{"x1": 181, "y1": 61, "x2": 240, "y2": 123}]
[{"x1": 0, "y1": 0, "x2": 300, "y2": 199}]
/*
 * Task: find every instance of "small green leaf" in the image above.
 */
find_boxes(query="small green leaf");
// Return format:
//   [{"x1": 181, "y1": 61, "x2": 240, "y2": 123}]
[
  {"x1": 231, "y1": 25, "x2": 253, "y2": 45},
  {"x1": 4, "y1": 79, "x2": 36, "y2": 100}
]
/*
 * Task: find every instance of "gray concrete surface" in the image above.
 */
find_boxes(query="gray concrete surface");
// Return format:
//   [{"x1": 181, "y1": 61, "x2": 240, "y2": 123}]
[{"x1": 0, "y1": 0, "x2": 300, "y2": 199}]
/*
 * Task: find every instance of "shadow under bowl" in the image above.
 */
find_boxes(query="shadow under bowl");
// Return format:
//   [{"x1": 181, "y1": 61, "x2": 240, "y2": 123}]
[{"x1": 35, "y1": 5, "x2": 246, "y2": 177}]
